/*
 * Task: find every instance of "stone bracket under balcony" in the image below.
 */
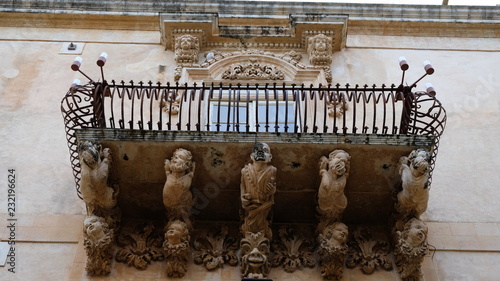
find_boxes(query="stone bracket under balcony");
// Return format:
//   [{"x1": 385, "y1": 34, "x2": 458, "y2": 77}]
[{"x1": 75, "y1": 128, "x2": 435, "y2": 225}]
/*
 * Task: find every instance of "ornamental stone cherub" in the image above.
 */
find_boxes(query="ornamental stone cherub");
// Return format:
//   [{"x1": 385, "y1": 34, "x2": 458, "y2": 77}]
[
  {"x1": 83, "y1": 215, "x2": 114, "y2": 275},
  {"x1": 317, "y1": 149, "x2": 351, "y2": 231},
  {"x1": 397, "y1": 148, "x2": 431, "y2": 218},
  {"x1": 163, "y1": 148, "x2": 195, "y2": 226},
  {"x1": 394, "y1": 218, "x2": 429, "y2": 281},
  {"x1": 317, "y1": 222, "x2": 349, "y2": 280},
  {"x1": 79, "y1": 140, "x2": 117, "y2": 214},
  {"x1": 163, "y1": 220, "x2": 191, "y2": 278},
  {"x1": 240, "y1": 142, "x2": 277, "y2": 240}
]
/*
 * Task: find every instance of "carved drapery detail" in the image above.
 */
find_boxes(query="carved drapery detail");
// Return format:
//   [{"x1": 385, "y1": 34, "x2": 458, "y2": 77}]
[
  {"x1": 317, "y1": 222, "x2": 349, "y2": 280},
  {"x1": 271, "y1": 226, "x2": 316, "y2": 273},
  {"x1": 175, "y1": 34, "x2": 200, "y2": 64},
  {"x1": 83, "y1": 215, "x2": 114, "y2": 275},
  {"x1": 193, "y1": 225, "x2": 238, "y2": 270},
  {"x1": 308, "y1": 34, "x2": 333, "y2": 66},
  {"x1": 115, "y1": 223, "x2": 164, "y2": 270},
  {"x1": 222, "y1": 58, "x2": 285, "y2": 80},
  {"x1": 345, "y1": 228, "x2": 393, "y2": 274},
  {"x1": 240, "y1": 231, "x2": 272, "y2": 279}
]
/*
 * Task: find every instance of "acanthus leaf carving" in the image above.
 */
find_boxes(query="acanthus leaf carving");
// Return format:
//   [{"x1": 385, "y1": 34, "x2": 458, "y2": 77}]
[
  {"x1": 345, "y1": 228, "x2": 393, "y2": 274},
  {"x1": 271, "y1": 225, "x2": 316, "y2": 273},
  {"x1": 193, "y1": 224, "x2": 239, "y2": 270}
]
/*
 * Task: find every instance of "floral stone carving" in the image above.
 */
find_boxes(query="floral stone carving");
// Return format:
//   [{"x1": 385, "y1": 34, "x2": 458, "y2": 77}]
[
  {"x1": 175, "y1": 34, "x2": 199, "y2": 64},
  {"x1": 393, "y1": 218, "x2": 429, "y2": 281},
  {"x1": 78, "y1": 140, "x2": 118, "y2": 214},
  {"x1": 240, "y1": 231, "x2": 271, "y2": 279},
  {"x1": 397, "y1": 148, "x2": 431, "y2": 218},
  {"x1": 193, "y1": 224, "x2": 238, "y2": 270},
  {"x1": 163, "y1": 148, "x2": 195, "y2": 227},
  {"x1": 271, "y1": 225, "x2": 315, "y2": 273},
  {"x1": 115, "y1": 222, "x2": 164, "y2": 270},
  {"x1": 164, "y1": 220, "x2": 191, "y2": 278},
  {"x1": 317, "y1": 150, "x2": 351, "y2": 232},
  {"x1": 317, "y1": 222, "x2": 349, "y2": 280},
  {"x1": 308, "y1": 34, "x2": 333, "y2": 66},
  {"x1": 346, "y1": 228, "x2": 393, "y2": 274},
  {"x1": 222, "y1": 58, "x2": 285, "y2": 80},
  {"x1": 240, "y1": 142, "x2": 277, "y2": 240},
  {"x1": 83, "y1": 215, "x2": 114, "y2": 275}
]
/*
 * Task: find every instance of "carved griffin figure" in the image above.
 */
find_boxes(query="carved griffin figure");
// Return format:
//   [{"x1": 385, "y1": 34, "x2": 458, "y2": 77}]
[
  {"x1": 240, "y1": 231, "x2": 271, "y2": 279},
  {"x1": 307, "y1": 33, "x2": 333, "y2": 66},
  {"x1": 317, "y1": 149, "x2": 351, "y2": 230},
  {"x1": 79, "y1": 140, "x2": 117, "y2": 214},
  {"x1": 174, "y1": 34, "x2": 199, "y2": 64},
  {"x1": 163, "y1": 148, "x2": 195, "y2": 226},
  {"x1": 317, "y1": 222, "x2": 349, "y2": 280},
  {"x1": 397, "y1": 148, "x2": 431, "y2": 217},
  {"x1": 394, "y1": 218, "x2": 429, "y2": 281},
  {"x1": 83, "y1": 215, "x2": 114, "y2": 275}
]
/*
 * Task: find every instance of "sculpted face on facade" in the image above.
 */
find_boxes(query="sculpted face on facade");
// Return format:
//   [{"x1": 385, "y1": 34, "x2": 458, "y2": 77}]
[
  {"x1": 240, "y1": 231, "x2": 271, "y2": 279},
  {"x1": 221, "y1": 58, "x2": 285, "y2": 80},
  {"x1": 317, "y1": 222, "x2": 349, "y2": 280},
  {"x1": 397, "y1": 148, "x2": 431, "y2": 217},
  {"x1": 163, "y1": 220, "x2": 191, "y2": 278},
  {"x1": 308, "y1": 33, "x2": 333, "y2": 66},
  {"x1": 240, "y1": 142, "x2": 276, "y2": 240},
  {"x1": 394, "y1": 218, "x2": 429, "y2": 281},
  {"x1": 83, "y1": 215, "x2": 114, "y2": 275},
  {"x1": 175, "y1": 34, "x2": 200, "y2": 64}
]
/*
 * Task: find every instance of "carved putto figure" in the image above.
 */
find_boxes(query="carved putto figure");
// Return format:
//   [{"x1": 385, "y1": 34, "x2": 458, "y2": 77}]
[
  {"x1": 317, "y1": 150, "x2": 351, "y2": 229},
  {"x1": 394, "y1": 218, "x2": 429, "y2": 281},
  {"x1": 83, "y1": 215, "x2": 114, "y2": 275},
  {"x1": 174, "y1": 34, "x2": 199, "y2": 64},
  {"x1": 240, "y1": 231, "x2": 272, "y2": 279},
  {"x1": 240, "y1": 142, "x2": 277, "y2": 240},
  {"x1": 308, "y1": 33, "x2": 333, "y2": 66},
  {"x1": 317, "y1": 222, "x2": 349, "y2": 280},
  {"x1": 163, "y1": 148, "x2": 195, "y2": 225},
  {"x1": 163, "y1": 220, "x2": 191, "y2": 278},
  {"x1": 79, "y1": 140, "x2": 117, "y2": 214},
  {"x1": 397, "y1": 148, "x2": 431, "y2": 217}
]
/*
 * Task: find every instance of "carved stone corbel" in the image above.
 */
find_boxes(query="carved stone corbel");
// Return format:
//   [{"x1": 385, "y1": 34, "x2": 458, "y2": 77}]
[
  {"x1": 83, "y1": 215, "x2": 114, "y2": 275},
  {"x1": 271, "y1": 225, "x2": 315, "y2": 273},
  {"x1": 240, "y1": 231, "x2": 271, "y2": 279},
  {"x1": 163, "y1": 220, "x2": 191, "y2": 278},
  {"x1": 393, "y1": 218, "x2": 429, "y2": 281},
  {"x1": 307, "y1": 34, "x2": 333, "y2": 66},
  {"x1": 193, "y1": 225, "x2": 238, "y2": 270},
  {"x1": 317, "y1": 222, "x2": 348, "y2": 280},
  {"x1": 345, "y1": 228, "x2": 393, "y2": 274},
  {"x1": 174, "y1": 34, "x2": 200, "y2": 64}
]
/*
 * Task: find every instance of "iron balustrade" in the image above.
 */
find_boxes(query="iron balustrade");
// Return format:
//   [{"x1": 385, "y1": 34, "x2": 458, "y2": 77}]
[{"x1": 61, "y1": 81, "x2": 446, "y2": 198}]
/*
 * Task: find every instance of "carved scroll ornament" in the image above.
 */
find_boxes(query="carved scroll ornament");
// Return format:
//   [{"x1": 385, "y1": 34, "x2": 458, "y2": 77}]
[{"x1": 222, "y1": 58, "x2": 285, "y2": 80}]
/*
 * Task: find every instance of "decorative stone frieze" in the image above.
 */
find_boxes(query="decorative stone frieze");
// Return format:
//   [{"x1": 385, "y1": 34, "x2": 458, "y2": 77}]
[
  {"x1": 307, "y1": 34, "x2": 333, "y2": 66},
  {"x1": 115, "y1": 222, "x2": 164, "y2": 270},
  {"x1": 317, "y1": 222, "x2": 348, "y2": 280},
  {"x1": 345, "y1": 228, "x2": 393, "y2": 274},
  {"x1": 193, "y1": 225, "x2": 239, "y2": 270},
  {"x1": 393, "y1": 218, "x2": 429, "y2": 281},
  {"x1": 83, "y1": 215, "x2": 114, "y2": 275},
  {"x1": 396, "y1": 148, "x2": 431, "y2": 218},
  {"x1": 271, "y1": 225, "x2": 316, "y2": 273},
  {"x1": 163, "y1": 220, "x2": 191, "y2": 278},
  {"x1": 221, "y1": 58, "x2": 285, "y2": 80},
  {"x1": 240, "y1": 142, "x2": 276, "y2": 240},
  {"x1": 175, "y1": 34, "x2": 200, "y2": 64},
  {"x1": 240, "y1": 231, "x2": 272, "y2": 279}
]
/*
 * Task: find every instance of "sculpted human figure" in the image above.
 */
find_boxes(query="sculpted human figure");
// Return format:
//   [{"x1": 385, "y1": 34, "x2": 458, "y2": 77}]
[
  {"x1": 240, "y1": 231, "x2": 271, "y2": 279},
  {"x1": 163, "y1": 148, "x2": 195, "y2": 226},
  {"x1": 317, "y1": 222, "x2": 349, "y2": 280},
  {"x1": 394, "y1": 218, "x2": 429, "y2": 281},
  {"x1": 163, "y1": 220, "x2": 190, "y2": 278},
  {"x1": 83, "y1": 215, "x2": 114, "y2": 275},
  {"x1": 174, "y1": 34, "x2": 199, "y2": 64},
  {"x1": 240, "y1": 142, "x2": 277, "y2": 240},
  {"x1": 79, "y1": 140, "x2": 117, "y2": 214},
  {"x1": 317, "y1": 150, "x2": 350, "y2": 230},
  {"x1": 397, "y1": 148, "x2": 431, "y2": 217},
  {"x1": 308, "y1": 33, "x2": 333, "y2": 65}
]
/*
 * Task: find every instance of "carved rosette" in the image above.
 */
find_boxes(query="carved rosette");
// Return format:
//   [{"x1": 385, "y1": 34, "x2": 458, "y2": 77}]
[
  {"x1": 193, "y1": 225, "x2": 238, "y2": 270},
  {"x1": 271, "y1": 226, "x2": 316, "y2": 273},
  {"x1": 240, "y1": 231, "x2": 272, "y2": 279},
  {"x1": 307, "y1": 34, "x2": 333, "y2": 66},
  {"x1": 115, "y1": 222, "x2": 164, "y2": 270},
  {"x1": 345, "y1": 228, "x2": 393, "y2": 274},
  {"x1": 83, "y1": 215, "x2": 114, "y2": 275},
  {"x1": 175, "y1": 34, "x2": 200, "y2": 64},
  {"x1": 222, "y1": 58, "x2": 285, "y2": 80},
  {"x1": 393, "y1": 218, "x2": 429, "y2": 281},
  {"x1": 317, "y1": 222, "x2": 348, "y2": 280}
]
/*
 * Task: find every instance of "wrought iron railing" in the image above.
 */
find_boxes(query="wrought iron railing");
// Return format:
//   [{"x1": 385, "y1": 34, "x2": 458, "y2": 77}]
[{"x1": 61, "y1": 81, "x2": 446, "y2": 198}]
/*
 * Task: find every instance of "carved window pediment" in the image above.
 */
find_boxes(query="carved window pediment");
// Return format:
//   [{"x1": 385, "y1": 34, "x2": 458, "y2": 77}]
[{"x1": 221, "y1": 58, "x2": 285, "y2": 81}]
